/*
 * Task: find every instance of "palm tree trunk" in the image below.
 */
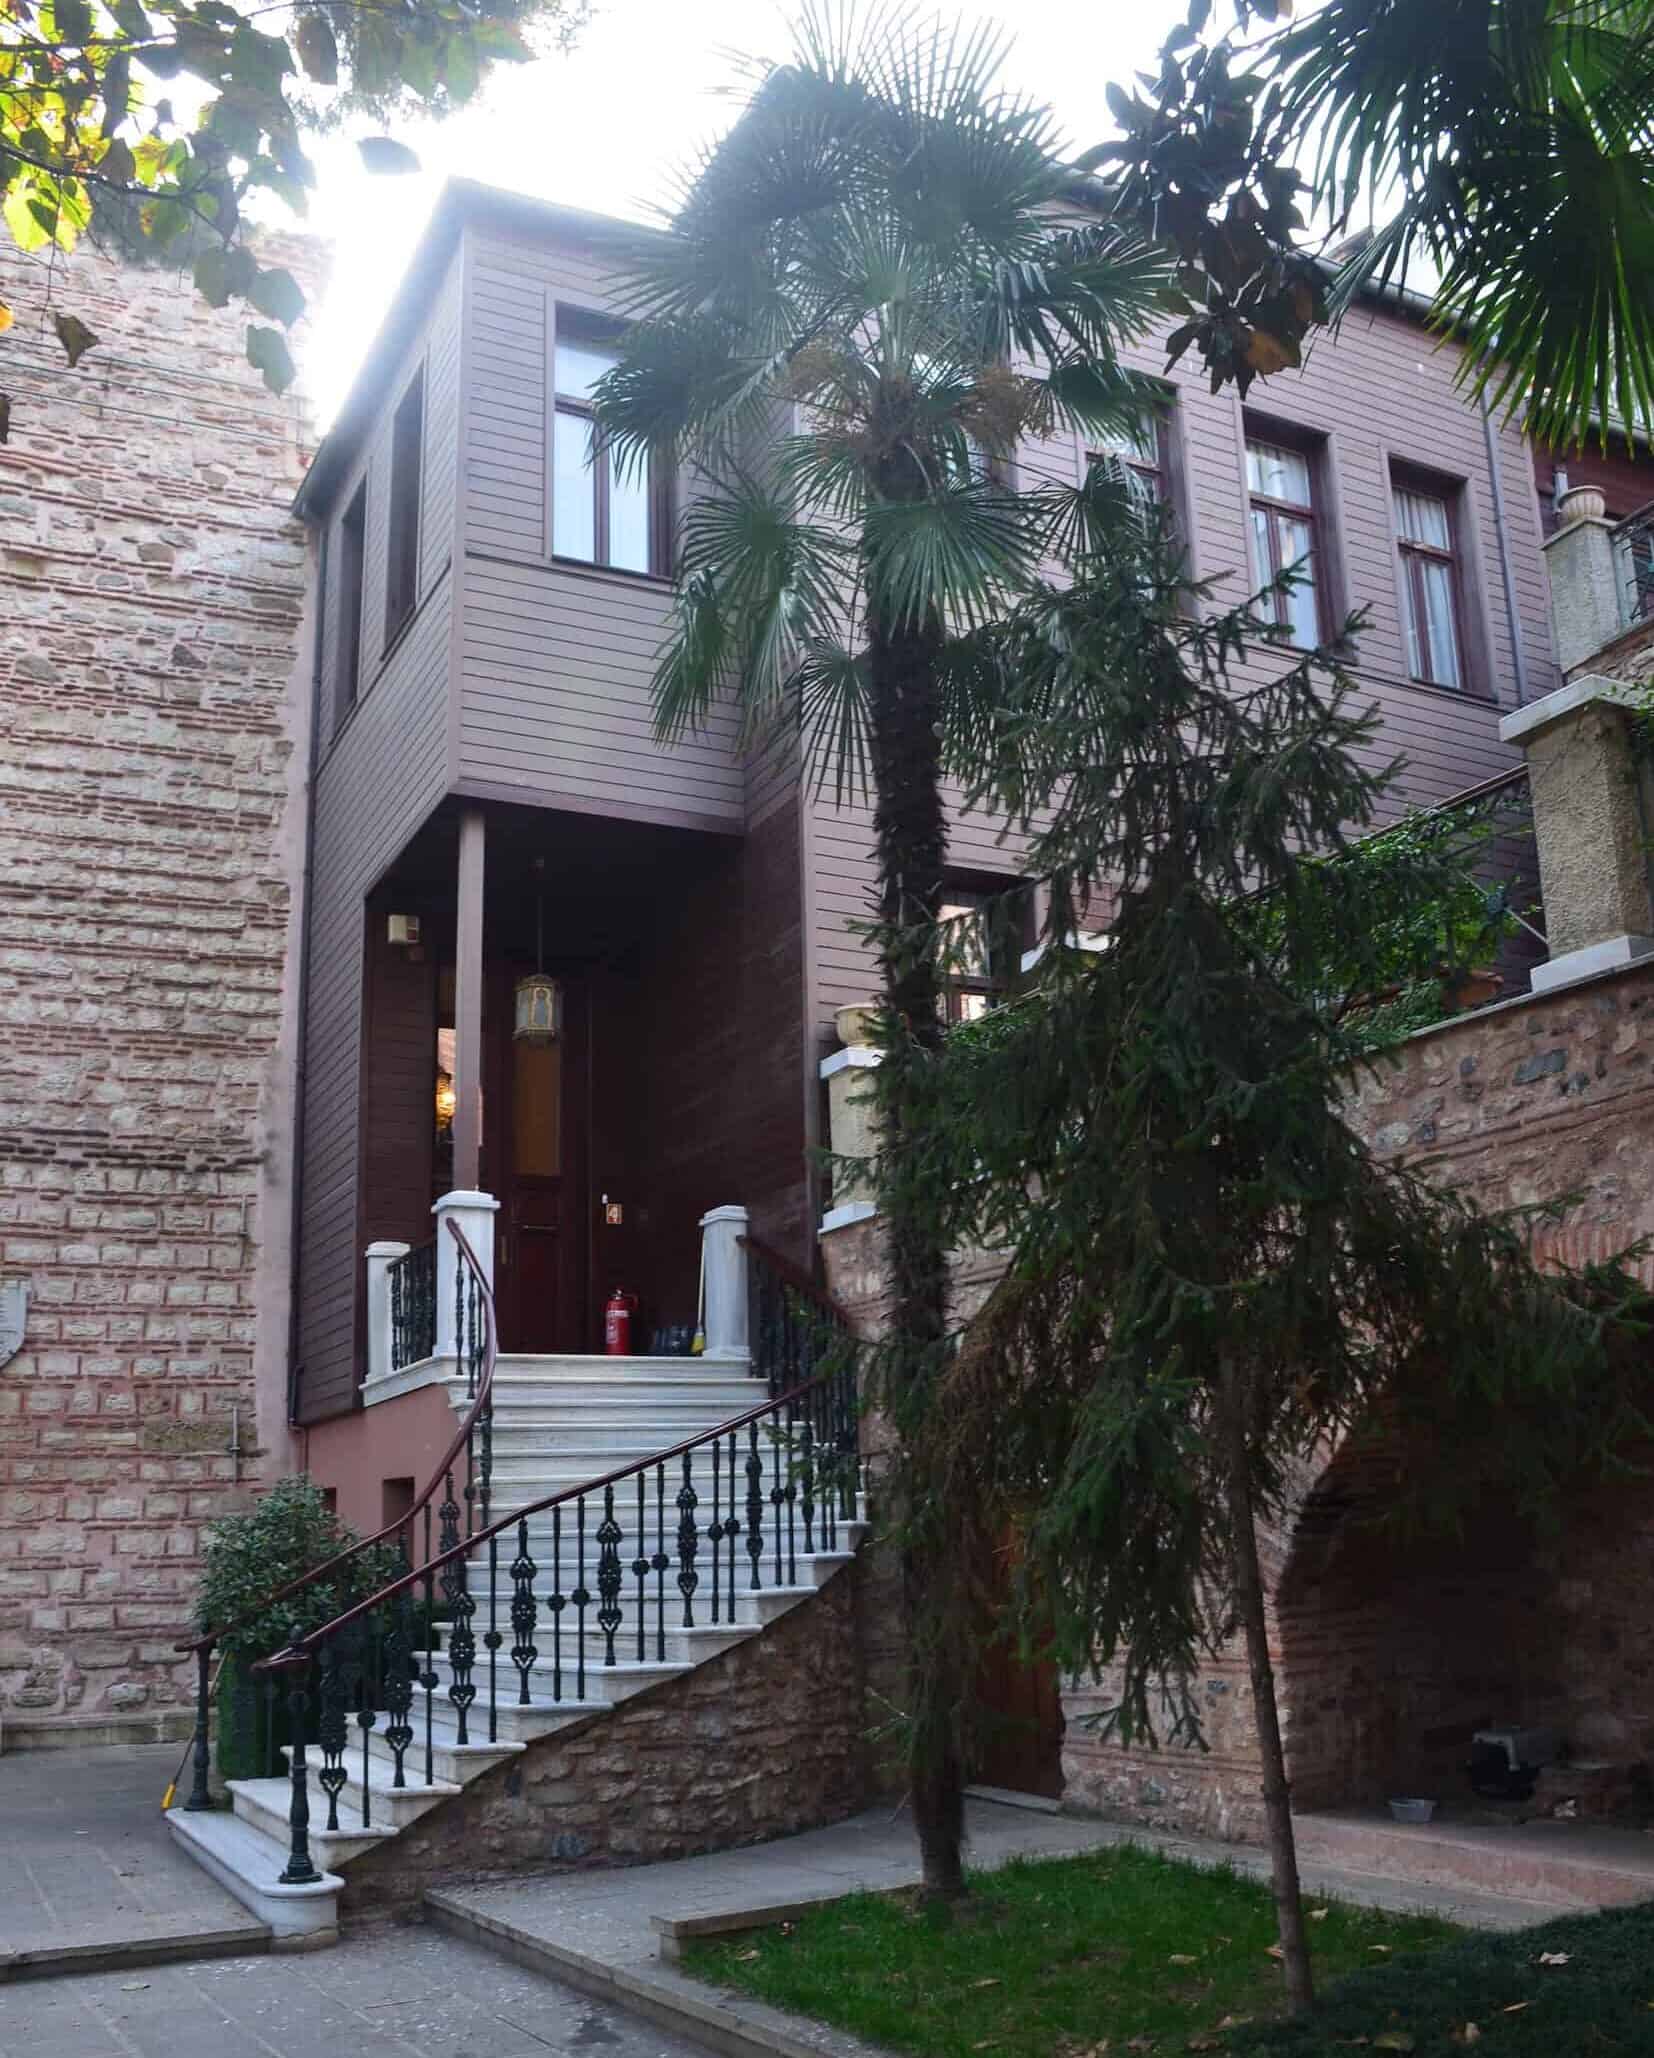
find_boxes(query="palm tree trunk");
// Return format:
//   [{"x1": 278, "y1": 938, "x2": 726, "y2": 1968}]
[
  {"x1": 1217, "y1": 1355, "x2": 1313, "y2": 2015},
  {"x1": 866, "y1": 597, "x2": 963, "y2": 1899}
]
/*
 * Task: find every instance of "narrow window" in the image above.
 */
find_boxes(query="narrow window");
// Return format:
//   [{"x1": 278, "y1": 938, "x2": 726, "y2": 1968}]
[
  {"x1": 1394, "y1": 475, "x2": 1466, "y2": 688},
  {"x1": 552, "y1": 320, "x2": 659, "y2": 574},
  {"x1": 335, "y1": 483, "x2": 367, "y2": 727},
  {"x1": 384, "y1": 368, "x2": 425, "y2": 642},
  {"x1": 1089, "y1": 407, "x2": 1167, "y2": 508},
  {"x1": 1245, "y1": 432, "x2": 1325, "y2": 647},
  {"x1": 939, "y1": 883, "x2": 1027, "y2": 1026}
]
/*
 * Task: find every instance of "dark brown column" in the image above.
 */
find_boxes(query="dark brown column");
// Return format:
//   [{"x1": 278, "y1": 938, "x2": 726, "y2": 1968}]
[{"x1": 452, "y1": 805, "x2": 486, "y2": 1190}]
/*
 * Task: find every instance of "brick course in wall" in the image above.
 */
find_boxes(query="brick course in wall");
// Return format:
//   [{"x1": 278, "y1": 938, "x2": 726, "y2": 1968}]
[{"x1": 0, "y1": 235, "x2": 323, "y2": 1729}]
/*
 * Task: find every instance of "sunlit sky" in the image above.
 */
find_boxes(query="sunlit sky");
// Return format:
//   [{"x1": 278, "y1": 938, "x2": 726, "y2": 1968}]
[{"x1": 297, "y1": 0, "x2": 1185, "y2": 426}]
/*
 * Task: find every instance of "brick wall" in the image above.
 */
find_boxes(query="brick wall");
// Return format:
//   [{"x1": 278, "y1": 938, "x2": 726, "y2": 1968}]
[{"x1": 0, "y1": 234, "x2": 324, "y2": 1732}]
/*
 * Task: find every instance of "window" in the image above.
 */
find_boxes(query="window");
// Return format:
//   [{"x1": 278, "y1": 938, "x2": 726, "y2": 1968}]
[
  {"x1": 552, "y1": 321, "x2": 659, "y2": 574},
  {"x1": 1393, "y1": 474, "x2": 1466, "y2": 688},
  {"x1": 1089, "y1": 410, "x2": 1166, "y2": 508},
  {"x1": 939, "y1": 884, "x2": 1025, "y2": 1026},
  {"x1": 384, "y1": 368, "x2": 424, "y2": 642},
  {"x1": 335, "y1": 483, "x2": 367, "y2": 726},
  {"x1": 1245, "y1": 433, "x2": 1324, "y2": 647}
]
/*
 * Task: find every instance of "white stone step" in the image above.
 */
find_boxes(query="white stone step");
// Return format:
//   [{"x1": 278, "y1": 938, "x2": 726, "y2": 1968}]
[
  {"x1": 424, "y1": 1650, "x2": 693, "y2": 1706},
  {"x1": 278, "y1": 1745, "x2": 465, "y2": 1829},
  {"x1": 227, "y1": 1776, "x2": 396, "y2": 1867},
  {"x1": 167, "y1": 1803, "x2": 343, "y2": 1943}
]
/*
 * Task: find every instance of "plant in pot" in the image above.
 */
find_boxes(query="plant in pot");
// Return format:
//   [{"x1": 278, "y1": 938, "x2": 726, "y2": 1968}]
[{"x1": 196, "y1": 1475, "x2": 405, "y2": 1785}]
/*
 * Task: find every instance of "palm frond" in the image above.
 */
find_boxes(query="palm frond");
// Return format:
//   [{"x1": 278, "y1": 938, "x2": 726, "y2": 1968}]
[{"x1": 863, "y1": 480, "x2": 1044, "y2": 632}]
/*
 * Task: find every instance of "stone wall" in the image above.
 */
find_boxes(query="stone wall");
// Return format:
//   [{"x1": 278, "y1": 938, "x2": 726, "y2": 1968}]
[
  {"x1": 825, "y1": 962, "x2": 1654, "y2": 1839},
  {"x1": 0, "y1": 234, "x2": 323, "y2": 1734},
  {"x1": 336, "y1": 1564, "x2": 870, "y2": 1918}
]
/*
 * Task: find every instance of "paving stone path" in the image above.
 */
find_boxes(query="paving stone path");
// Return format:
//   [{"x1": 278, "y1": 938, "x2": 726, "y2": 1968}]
[{"x1": 0, "y1": 1926, "x2": 711, "y2": 2058}]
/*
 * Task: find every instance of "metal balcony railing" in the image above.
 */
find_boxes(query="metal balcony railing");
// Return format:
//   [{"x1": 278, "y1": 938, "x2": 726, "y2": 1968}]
[{"x1": 1611, "y1": 498, "x2": 1654, "y2": 629}]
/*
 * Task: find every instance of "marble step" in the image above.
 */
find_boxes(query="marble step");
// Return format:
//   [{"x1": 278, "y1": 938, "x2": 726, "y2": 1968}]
[
  {"x1": 166, "y1": 1804, "x2": 343, "y2": 1943},
  {"x1": 228, "y1": 1775, "x2": 396, "y2": 1867},
  {"x1": 278, "y1": 1745, "x2": 466, "y2": 1829}
]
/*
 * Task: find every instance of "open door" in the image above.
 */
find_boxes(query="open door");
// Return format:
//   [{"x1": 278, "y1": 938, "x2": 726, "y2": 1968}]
[{"x1": 493, "y1": 969, "x2": 588, "y2": 1354}]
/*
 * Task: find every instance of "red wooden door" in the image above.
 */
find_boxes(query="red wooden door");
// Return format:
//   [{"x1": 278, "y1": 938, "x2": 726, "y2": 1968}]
[
  {"x1": 973, "y1": 1530, "x2": 1065, "y2": 1800},
  {"x1": 495, "y1": 972, "x2": 586, "y2": 1354}
]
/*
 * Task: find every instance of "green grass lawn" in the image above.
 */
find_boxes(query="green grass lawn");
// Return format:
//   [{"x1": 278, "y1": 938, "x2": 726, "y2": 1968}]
[{"x1": 684, "y1": 1842, "x2": 1459, "y2": 2057}]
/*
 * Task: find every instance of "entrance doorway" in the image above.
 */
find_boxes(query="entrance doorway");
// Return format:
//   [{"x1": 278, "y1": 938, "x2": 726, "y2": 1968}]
[
  {"x1": 972, "y1": 1530, "x2": 1065, "y2": 1800},
  {"x1": 492, "y1": 966, "x2": 588, "y2": 1354}
]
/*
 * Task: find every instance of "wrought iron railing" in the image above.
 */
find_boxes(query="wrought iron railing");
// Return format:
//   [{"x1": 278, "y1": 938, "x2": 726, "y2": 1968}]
[
  {"x1": 1612, "y1": 498, "x2": 1654, "y2": 628},
  {"x1": 171, "y1": 1219, "x2": 496, "y2": 1815},
  {"x1": 388, "y1": 1239, "x2": 438, "y2": 1371},
  {"x1": 246, "y1": 1242, "x2": 859, "y2": 1884}
]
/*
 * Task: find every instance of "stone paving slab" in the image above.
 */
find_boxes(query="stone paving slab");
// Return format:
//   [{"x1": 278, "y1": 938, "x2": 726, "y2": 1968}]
[
  {"x1": 0, "y1": 1923, "x2": 712, "y2": 2058},
  {"x1": 427, "y1": 1797, "x2": 1559, "y2": 2058},
  {"x1": 0, "y1": 1742, "x2": 269, "y2": 1978}
]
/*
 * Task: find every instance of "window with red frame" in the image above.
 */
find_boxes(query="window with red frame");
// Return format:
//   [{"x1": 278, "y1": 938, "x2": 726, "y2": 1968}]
[
  {"x1": 1393, "y1": 475, "x2": 1466, "y2": 689},
  {"x1": 1245, "y1": 433, "x2": 1324, "y2": 648}
]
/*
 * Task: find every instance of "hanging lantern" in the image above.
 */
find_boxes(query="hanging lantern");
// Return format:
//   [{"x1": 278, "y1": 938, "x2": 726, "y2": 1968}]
[
  {"x1": 514, "y1": 857, "x2": 561, "y2": 1044},
  {"x1": 434, "y1": 1068, "x2": 457, "y2": 1129},
  {"x1": 514, "y1": 971, "x2": 562, "y2": 1044}
]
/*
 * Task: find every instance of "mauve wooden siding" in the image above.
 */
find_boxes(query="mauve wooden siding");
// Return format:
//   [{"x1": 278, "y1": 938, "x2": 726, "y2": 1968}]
[
  {"x1": 296, "y1": 252, "x2": 461, "y2": 1425},
  {"x1": 455, "y1": 225, "x2": 744, "y2": 831},
  {"x1": 806, "y1": 301, "x2": 1555, "y2": 1035}
]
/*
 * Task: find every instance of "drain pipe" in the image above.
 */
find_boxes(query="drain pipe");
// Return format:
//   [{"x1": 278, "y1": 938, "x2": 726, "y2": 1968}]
[
  {"x1": 1481, "y1": 387, "x2": 1531, "y2": 707},
  {"x1": 285, "y1": 522, "x2": 329, "y2": 1426}
]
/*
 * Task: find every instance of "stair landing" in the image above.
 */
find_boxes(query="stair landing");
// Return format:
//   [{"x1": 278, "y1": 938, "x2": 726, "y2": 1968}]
[{"x1": 1294, "y1": 1806, "x2": 1654, "y2": 1913}]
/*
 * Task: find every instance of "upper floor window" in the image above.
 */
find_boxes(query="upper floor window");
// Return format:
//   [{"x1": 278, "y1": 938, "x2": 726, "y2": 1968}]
[
  {"x1": 1089, "y1": 410, "x2": 1167, "y2": 508},
  {"x1": 1245, "y1": 431, "x2": 1325, "y2": 648},
  {"x1": 384, "y1": 368, "x2": 424, "y2": 643},
  {"x1": 553, "y1": 323, "x2": 661, "y2": 576},
  {"x1": 335, "y1": 482, "x2": 367, "y2": 729},
  {"x1": 1393, "y1": 474, "x2": 1465, "y2": 689},
  {"x1": 939, "y1": 882, "x2": 1027, "y2": 1026}
]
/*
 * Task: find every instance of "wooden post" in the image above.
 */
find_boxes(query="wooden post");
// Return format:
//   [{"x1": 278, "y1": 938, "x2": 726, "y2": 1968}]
[{"x1": 453, "y1": 806, "x2": 486, "y2": 1191}]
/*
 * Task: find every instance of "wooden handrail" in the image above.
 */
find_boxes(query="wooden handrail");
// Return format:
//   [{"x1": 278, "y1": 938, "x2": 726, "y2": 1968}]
[
  {"x1": 253, "y1": 1341, "x2": 858, "y2": 1676},
  {"x1": 176, "y1": 1217, "x2": 499, "y2": 1656},
  {"x1": 739, "y1": 1230, "x2": 858, "y2": 1329}
]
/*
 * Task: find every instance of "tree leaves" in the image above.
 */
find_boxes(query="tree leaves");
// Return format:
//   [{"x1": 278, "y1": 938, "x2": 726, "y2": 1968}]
[
  {"x1": 357, "y1": 136, "x2": 421, "y2": 176},
  {"x1": 245, "y1": 323, "x2": 295, "y2": 393},
  {"x1": 292, "y1": 11, "x2": 338, "y2": 84},
  {"x1": 53, "y1": 311, "x2": 100, "y2": 366}
]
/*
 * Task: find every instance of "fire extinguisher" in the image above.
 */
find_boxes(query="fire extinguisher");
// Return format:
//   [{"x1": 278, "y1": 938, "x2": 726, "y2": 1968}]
[{"x1": 604, "y1": 1287, "x2": 639, "y2": 1357}]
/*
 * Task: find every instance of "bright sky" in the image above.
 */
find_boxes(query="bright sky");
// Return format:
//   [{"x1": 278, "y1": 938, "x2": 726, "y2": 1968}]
[{"x1": 299, "y1": 0, "x2": 1184, "y2": 425}]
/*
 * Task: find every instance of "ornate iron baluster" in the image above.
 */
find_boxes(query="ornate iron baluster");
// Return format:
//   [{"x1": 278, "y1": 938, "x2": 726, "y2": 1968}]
[
  {"x1": 677, "y1": 1450, "x2": 699, "y2": 1629},
  {"x1": 632, "y1": 1473, "x2": 648, "y2": 1663},
  {"x1": 708, "y1": 1437, "x2": 722, "y2": 1627},
  {"x1": 799, "y1": 1413, "x2": 816, "y2": 1556},
  {"x1": 354, "y1": 1622, "x2": 376, "y2": 1829},
  {"x1": 746, "y1": 1420, "x2": 764, "y2": 1591},
  {"x1": 382, "y1": 1581, "x2": 414, "y2": 1789},
  {"x1": 653, "y1": 1461, "x2": 668, "y2": 1662},
  {"x1": 279, "y1": 1662, "x2": 319, "y2": 1884},
  {"x1": 316, "y1": 1632, "x2": 351, "y2": 1834},
  {"x1": 510, "y1": 1517, "x2": 538, "y2": 1706},
  {"x1": 726, "y1": 1430, "x2": 740, "y2": 1602},
  {"x1": 439, "y1": 1471, "x2": 476, "y2": 1744},
  {"x1": 573, "y1": 1497, "x2": 589, "y2": 1701},
  {"x1": 421, "y1": 1504, "x2": 438, "y2": 1787},
  {"x1": 551, "y1": 1507, "x2": 565, "y2": 1702},
  {"x1": 783, "y1": 1397, "x2": 798, "y2": 1584},
  {"x1": 597, "y1": 1485, "x2": 623, "y2": 1668},
  {"x1": 769, "y1": 1419, "x2": 785, "y2": 1588},
  {"x1": 484, "y1": 1532, "x2": 501, "y2": 1743}
]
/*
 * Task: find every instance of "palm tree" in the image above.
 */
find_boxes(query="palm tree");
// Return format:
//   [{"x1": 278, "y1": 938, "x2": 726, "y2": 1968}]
[{"x1": 592, "y1": 3, "x2": 1164, "y2": 1895}]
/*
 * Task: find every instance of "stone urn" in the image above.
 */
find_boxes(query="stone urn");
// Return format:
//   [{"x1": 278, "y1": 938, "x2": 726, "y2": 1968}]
[{"x1": 835, "y1": 1001, "x2": 881, "y2": 1050}]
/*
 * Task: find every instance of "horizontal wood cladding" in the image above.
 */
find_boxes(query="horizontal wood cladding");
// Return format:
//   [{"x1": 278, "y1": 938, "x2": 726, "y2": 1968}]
[
  {"x1": 296, "y1": 589, "x2": 452, "y2": 1425},
  {"x1": 456, "y1": 555, "x2": 744, "y2": 828}
]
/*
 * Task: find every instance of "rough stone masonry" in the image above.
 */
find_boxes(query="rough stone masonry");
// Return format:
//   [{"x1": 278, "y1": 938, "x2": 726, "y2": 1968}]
[{"x1": 0, "y1": 234, "x2": 323, "y2": 1736}]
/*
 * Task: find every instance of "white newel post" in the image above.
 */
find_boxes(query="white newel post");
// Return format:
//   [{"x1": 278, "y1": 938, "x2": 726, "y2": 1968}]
[
  {"x1": 364, "y1": 1240, "x2": 411, "y2": 1386},
  {"x1": 698, "y1": 1205, "x2": 750, "y2": 1361},
  {"x1": 432, "y1": 1189, "x2": 499, "y2": 1361}
]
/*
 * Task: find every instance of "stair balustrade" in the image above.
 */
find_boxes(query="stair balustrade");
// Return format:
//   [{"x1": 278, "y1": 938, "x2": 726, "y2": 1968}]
[
  {"x1": 172, "y1": 1219, "x2": 496, "y2": 1816},
  {"x1": 387, "y1": 1239, "x2": 439, "y2": 1372},
  {"x1": 247, "y1": 1240, "x2": 861, "y2": 1883}
]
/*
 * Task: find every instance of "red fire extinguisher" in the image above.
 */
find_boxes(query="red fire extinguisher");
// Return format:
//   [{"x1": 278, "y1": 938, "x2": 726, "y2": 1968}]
[{"x1": 604, "y1": 1287, "x2": 639, "y2": 1357}]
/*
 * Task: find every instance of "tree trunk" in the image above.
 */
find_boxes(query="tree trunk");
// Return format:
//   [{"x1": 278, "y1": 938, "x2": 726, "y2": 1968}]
[
  {"x1": 1217, "y1": 1357, "x2": 1313, "y2": 2016},
  {"x1": 866, "y1": 588, "x2": 962, "y2": 1898}
]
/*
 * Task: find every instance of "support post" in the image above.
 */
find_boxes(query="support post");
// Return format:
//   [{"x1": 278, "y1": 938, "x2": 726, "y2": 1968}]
[
  {"x1": 364, "y1": 1239, "x2": 411, "y2": 1386},
  {"x1": 433, "y1": 1190, "x2": 499, "y2": 1368},
  {"x1": 698, "y1": 1205, "x2": 750, "y2": 1361},
  {"x1": 184, "y1": 1643, "x2": 213, "y2": 1810},
  {"x1": 453, "y1": 805, "x2": 486, "y2": 1191},
  {"x1": 279, "y1": 1663, "x2": 320, "y2": 1885}
]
